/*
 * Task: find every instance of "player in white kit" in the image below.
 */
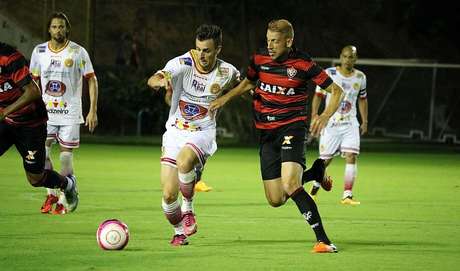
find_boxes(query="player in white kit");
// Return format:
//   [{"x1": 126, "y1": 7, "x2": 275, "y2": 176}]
[
  {"x1": 30, "y1": 12, "x2": 98, "y2": 214},
  {"x1": 310, "y1": 46, "x2": 368, "y2": 205},
  {"x1": 147, "y1": 24, "x2": 239, "y2": 246}
]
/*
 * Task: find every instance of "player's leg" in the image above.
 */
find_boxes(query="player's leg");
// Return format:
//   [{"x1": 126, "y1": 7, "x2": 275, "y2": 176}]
[
  {"x1": 14, "y1": 124, "x2": 79, "y2": 211},
  {"x1": 194, "y1": 163, "x2": 212, "y2": 192},
  {"x1": 176, "y1": 144, "x2": 203, "y2": 236},
  {"x1": 53, "y1": 125, "x2": 80, "y2": 214},
  {"x1": 309, "y1": 158, "x2": 333, "y2": 199},
  {"x1": 340, "y1": 125, "x2": 360, "y2": 205},
  {"x1": 160, "y1": 162, "x2": 188, "y2": 246},
  {"x1": 280, "y1": 125, "x2": 337, "y2": 252},
  {"x1": 309, "y1": 125, "x2": 340, "y2": 198},
  {"x1": 40, "y1": 125, "x2": 59, "y2": 213}
]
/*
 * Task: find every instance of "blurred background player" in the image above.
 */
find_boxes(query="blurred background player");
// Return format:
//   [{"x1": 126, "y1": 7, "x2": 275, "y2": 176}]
[
  {"x1": 147, "y1": 24, "x2": 239, "y2": 246},
  {"x1": 164, "y1": 89, "x2": 212, "y2": 192},
  {"x1": 310, "y1": 45, "x2": 368, "y2": 205},
  {"x1": 30, "y1": 12, "x2": 98, "y2": 214},
  {"x1": 0, "y1": 42, "x2": 79, "y2": 212},
  {"x1": 210, "y1": 19, "x2": 343, "y2": 253}
]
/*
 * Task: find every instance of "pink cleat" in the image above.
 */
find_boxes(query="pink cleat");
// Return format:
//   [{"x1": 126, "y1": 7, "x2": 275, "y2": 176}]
[
  {"x1": 170, "y1": 234, "x2": 189, "y2": 246},
  {"x1": 182, "y1": 212, "x2": 197, "y2": 236},
  {"x1": 40, "y1": 194, "x2": 59, "y2": 214}
]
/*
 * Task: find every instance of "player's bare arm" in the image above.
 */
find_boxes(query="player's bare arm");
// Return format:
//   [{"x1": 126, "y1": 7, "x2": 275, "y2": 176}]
[
  {"x1": 310, "y1": 82, "x2": 343, "y2": 136},
  {"x1": 85, "y1": 76, "x2": 99, "y2": 133},
  {"x1": 209, "y1": 78, "x2": 256, "y2": 113},
  {"x1": 0, "y1": 81, "x2": 42, "y2": 121},
  {"x1": 310, "y1": 94, "x2": 322, "y2": 134},
  {"x1": 358, "y1": 98, "x2": 368, "y2": 135}
]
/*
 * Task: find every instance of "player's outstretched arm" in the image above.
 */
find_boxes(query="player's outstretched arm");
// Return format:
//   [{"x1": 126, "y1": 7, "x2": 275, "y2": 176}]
[
  {"x1": 209, "y1": 78, "x2": 256, "y2": 113},
  {"x1": 0, "y1": 80, "x2": 41, "y2": 121},
  {"x1": 147, "y1": 72, "x2": 172, "y2": 92},
  {"x1": 85, "y1": 76, "x2": 98, "y2": 133},
  {"x1": 310, "y1": 82, "x2": 343, "y2": 136}
]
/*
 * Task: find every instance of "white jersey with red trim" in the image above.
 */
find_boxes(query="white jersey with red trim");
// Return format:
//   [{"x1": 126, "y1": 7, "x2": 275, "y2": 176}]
[
  {"x1": 158, "y1": 50, "x2": 240, "y2": 131},
  {"x1": 315, "y1": 67, "x2": 367, "y2": 125},
  {"x1": 30, "y1": 40, "x2": 95, "y2": 125}
]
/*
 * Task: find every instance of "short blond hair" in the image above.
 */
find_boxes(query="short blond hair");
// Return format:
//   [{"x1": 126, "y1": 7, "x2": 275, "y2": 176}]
[{"x1": 268, "y1": 19, "x2": 294, "y2": 39}]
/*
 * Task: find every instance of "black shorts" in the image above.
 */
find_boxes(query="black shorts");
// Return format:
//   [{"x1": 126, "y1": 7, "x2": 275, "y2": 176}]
[
  {"x1": 0, "y1": 122, "x2": 46, "y2": 174},
  {"x1": 259, "y1": 121, "x2": 307, "y2": 180}
]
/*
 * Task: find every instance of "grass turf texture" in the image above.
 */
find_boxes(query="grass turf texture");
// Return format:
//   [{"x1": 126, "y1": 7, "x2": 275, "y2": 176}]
[{"x1": 0, "y1": 144, "x2": 459, "y2": 271}]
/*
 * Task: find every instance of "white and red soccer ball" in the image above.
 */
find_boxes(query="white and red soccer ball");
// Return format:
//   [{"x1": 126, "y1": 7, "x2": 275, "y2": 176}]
[{"x1": 97, "y1": 219, "x2": 129, "y2": 250}]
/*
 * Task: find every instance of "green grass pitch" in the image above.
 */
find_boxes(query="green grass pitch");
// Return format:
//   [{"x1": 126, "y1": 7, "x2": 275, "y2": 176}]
[{"x1": 1, "y1": 143, "x2": 459, "y2": 271}]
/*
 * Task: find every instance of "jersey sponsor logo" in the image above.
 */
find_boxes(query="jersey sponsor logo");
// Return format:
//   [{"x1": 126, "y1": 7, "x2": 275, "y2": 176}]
[
  {"x1": 0, "y1": 81, "x2": 13, "y2": 93},
  {"x1": 338, "y1": 100, "x2": 352, "y2": 114},
  {"x1": 179, "y1": 100, "x2": 208, "y2": 120},
  {"x1": 191, "y1": 79, "x2": 206, "y2": 92},
  {"x1": 64, "y1": 58, "x2": 74, "y2": 67},
  {"x1": 45, "y1": 80, "x2": 66, "y2": 97},
  {"x1": 341, "y1": 82, "x2": 351, "y2": 90},
  {"x1": 259, "y1": 82, "x2": 296, "y2": 96},
  {"x1": 47, "y1": 99, "x2": 69, "y2": 114},
  {"x1": 179, "y1": 57, "x2": 192, "y2": 66},
  {"x1": 260, "y1": 66, "x2": 270, "y2": 71},
  {"x1": 210, "y1": 83, "x2": 221, "y2": 94},
  {"x1": 330, "y1": 69, "x2": 337, "y2": 75},
  {"x1": 50, "y1": 59, "x2": 62, "y2": 68},
  {"x1": 287, "y1": 66, "x2": 297, "y2": 79},
  {"x1": 38, "y1": 46, "x2": 46, "y2": 53}
]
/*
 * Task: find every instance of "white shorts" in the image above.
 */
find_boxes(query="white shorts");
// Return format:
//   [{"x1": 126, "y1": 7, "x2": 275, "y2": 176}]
[
  {"x1": 47, "y1": 124, "x2": 80, "y2": 149},
  {"x1": 319, "y1": 122, "x2": 360, "y2": 159},
  {"x1": 161, "y1": 127, "x2": 217, "y2": 168}
]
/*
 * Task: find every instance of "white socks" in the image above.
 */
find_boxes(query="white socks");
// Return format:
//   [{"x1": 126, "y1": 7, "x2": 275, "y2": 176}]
[{"x1": 343, "y1": 163, "x2": 357, "y2": 198}]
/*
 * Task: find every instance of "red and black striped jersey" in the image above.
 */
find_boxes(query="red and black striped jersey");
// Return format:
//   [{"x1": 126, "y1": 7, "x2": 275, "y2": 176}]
[
  {"x1": 246, "y1": 47, "x2": 333, "y2": 130},
  {"x1": 0, "y1": 42, "x2": 47, "y2": 126}
]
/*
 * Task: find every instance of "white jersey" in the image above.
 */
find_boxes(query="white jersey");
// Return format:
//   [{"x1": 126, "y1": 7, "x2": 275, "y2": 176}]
[
  {"x1": 30, "y1": 40, "x2": 95, "y2": 125},
  {"x1": 158, "y1": 50, "x2": 240, "y2": 131},
  {"x1": 315, "y1": 67, "x2": 367, "y2": 125}
]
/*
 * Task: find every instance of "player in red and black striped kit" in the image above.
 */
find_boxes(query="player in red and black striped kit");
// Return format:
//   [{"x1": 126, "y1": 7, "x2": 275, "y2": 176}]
[
  {"x1": 210, "y1": 19, "x2": 343, "y2": 253},
  {"x1": 0, "y1": 42, "x2": 79, "y2": 212}
]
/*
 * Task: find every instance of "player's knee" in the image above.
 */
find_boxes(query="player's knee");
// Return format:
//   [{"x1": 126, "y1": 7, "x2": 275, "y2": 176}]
[
  {"x1": 267, "y1": 199, "x2": 284, "y2": 208},
  {"x1": 176, "y1": 159, "x2": 194, "y2": 174},
  {"x1": 162, "y1": 192, "x2": 178, "y2": 204},
  {"x1": 344, "y1": 153, "x2": 356, "y2": 163}
]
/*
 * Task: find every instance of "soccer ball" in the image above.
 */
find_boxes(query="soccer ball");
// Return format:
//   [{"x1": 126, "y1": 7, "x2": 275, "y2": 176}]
[{"x1": 96, "y1": 219, "x2": 129, "y2": 250}]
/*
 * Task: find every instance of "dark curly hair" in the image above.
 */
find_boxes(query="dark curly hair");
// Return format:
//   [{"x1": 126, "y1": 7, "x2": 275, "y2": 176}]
[{"x1": 195, "y1": 24, "x2": 222, "y2": 47}]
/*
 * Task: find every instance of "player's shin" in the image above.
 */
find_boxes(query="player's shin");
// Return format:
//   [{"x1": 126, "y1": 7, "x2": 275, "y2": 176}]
[
  {"x1": 178, "y1": 170, "x2": 196, "y2": 199},
  {"x1": 162, "y1": 199, "x2": 185, "y2": 234},
  {"x1": 59, "y1": 151, "x2": 74, "y2": 176},
  {"x1": 290, "y1": 187, "x2": 331, "y2": 244},
  {"x1": 344, "y1": 163, "x2": 357, "y2": 197}
]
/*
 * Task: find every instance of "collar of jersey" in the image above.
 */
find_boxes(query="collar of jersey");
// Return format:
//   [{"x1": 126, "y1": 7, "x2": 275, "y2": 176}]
[{"x1": 48, "y1": 40, "x2": 70, "y2": 53}]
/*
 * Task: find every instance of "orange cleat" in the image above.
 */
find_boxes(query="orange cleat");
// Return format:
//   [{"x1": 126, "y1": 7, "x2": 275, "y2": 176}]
[{"x1": 40, "y1": 194, "x2": 59, "y2": 214}]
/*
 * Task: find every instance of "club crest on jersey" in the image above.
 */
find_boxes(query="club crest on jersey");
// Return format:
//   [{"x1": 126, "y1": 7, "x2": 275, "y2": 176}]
[
  {"x1": 64, "y1": 58, "x2": 74, "y2": 67},
  {"x1": 353, "y1": 82, "x2": 360, "y2": 90},
  {"x1": 210, "y1": 83, "x2": 221, "y2": 94},
  {"x1": 259, "y1": 82, "x2": 295, "y2": 96},
  {"x1": 287, "y1": 67, "x2": 297, "y2": 79},
  {"x1": 179, "y1": 100, "x2": 208, "y2": 120},
  {"x1": 218, "y1": 67, "x2": 229, "y2": 76},
  {"x1": 338, "y1": 100, "x2": 352, "y2": 114},
  {"x1": 45, "y1": 80, "x2": 66, "y2": 97}
]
